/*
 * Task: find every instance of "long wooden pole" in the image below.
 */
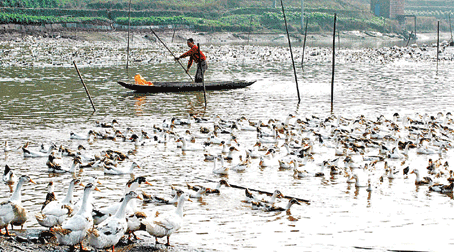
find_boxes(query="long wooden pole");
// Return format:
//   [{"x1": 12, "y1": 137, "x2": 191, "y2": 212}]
[
  {"x1": 449, "y1": 14, "x2": 453, "y2": 45},
  {"x1": 247, "y1": 16, "x2": 253, "y2": 45},
  {"x1": 126, "y1": 0, "x2": 131, "y2": 70},
  {"x1": 331, "y1": 13, "x2": 337, "y2": 113},
  {"x1": 150, "y1": 28, "x2": 194, "y2": 82},
  {"x1": 437, "y1": 20, "x2": 440, "y2": 68},
  {"x1": 280, "y1": 0, "x2": 301, "y2": 103},
  {"x1": 171, "y1": 27, "x2": 176, "y2": 43},
  {"x1": 301, "y1": 16, "x2": 308, "y2": 71},
  {"x1": 197, "y1": 43, "x2": 207, "y2": 108},
  {"x1": 195, "y1": 177, "x2": 310, "y2": 203},
  {"x1": 73, "y1": 61, "x2": 96, "y2": 113},
  {"x1": 406, "y1": 31, "x2": 413, "y2": 47}
]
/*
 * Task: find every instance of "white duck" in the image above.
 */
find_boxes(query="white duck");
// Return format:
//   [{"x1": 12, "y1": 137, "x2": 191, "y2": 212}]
[
  {"x1": 3, "y1": 141, "x2": 14, "y2": 152},
  {"x1": 254, "y1": 198, "x2": 301, "y2": 214},
  {"x1": 72, "y1": 176, "x2": 102, "y2": 215},
  {"x1": 35, "y1": 179, "x2": 81, "y2": 229},
  {"x1": 231, "y1": 155, "x2": 251, "y2": 172},
  {"x1": 48, "y1": 156, "x2": 82, "y2": 174},
  {"x1": 22, "y1": 143, "x2": 57, "y2": 158},
  {"x1": 410, "y1": 168, "x2": 431, "y2": 185},
  {"x1": 3, "y1": 165, "x2": 16, "y2": 193},
  {"x1": 104, "y1": 161, "x2": 140, "y2": 175},
  {"x1": 143, "y1": 189, "x2": 184, "y2": 205},
  {"x1": 245, "y1": 142, "x2": 263, "y2": 159},
  {"x1": 54, "y1": 183, "x2": 98, "y2": 251},
  {"x1": 213, "y1": 156, "x2": 229, "y2": 175},
  {"x1": 176, "y1": 137, "x2": 205, "y2": 151},
  {"x1": 352, "y1": 173, "x2": 368, "y2": 187},
  {"x1": 88, "y1": 191, "x2": 143, "y2": 252},
  {"x1": 70, "y1": 130, "x2": 95, "y2": 140},
  {"x1": 261, "y1": 190, "x2": 285, "y2": 205},
  {"x1": 92, "y1": 177, "x2": 151, "y2": 226},
  {"x1": 0, "y1": 175, "x2": 36, "y2": 236},
  {"x1": 235, "y1": 120, "x2": 257, "y2": 131},
  {"x1": 259, "y1": 149, "x2": 278, "y2": 168},
  {"x1": 188, "y1": 187, "x2": 207, "y2": 199},
  {"x1": 140, "y1": 193, "x2": 189, "y2": 246}
]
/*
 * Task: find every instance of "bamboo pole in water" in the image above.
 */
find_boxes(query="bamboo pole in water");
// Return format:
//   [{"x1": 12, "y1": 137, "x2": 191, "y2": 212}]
[
  {"x1": 280, "y1": 0, "x2": 301, "y2": 103},
  {"x1": 73, "y1": 61, "x2": 96, "y2": 113},
  {"x1": 437, "y1": 21, "x2": 440, "y2": 67},
  {"x1": 195, "y1": 177, "x2": 310, "y2": 203},
  {"x1": 171, "y1": 27, "x2": 176, "y2": 43},
  {"x1": 331, "y1": 13, "x2": 337, "y2": 113},
  {"x1": 301, "y1": 16, "x2": 308, "y2": 71},
  {"x1": 449, "y1": 14, "x2": 453, "y2": 45},
  {"x1": 405, "y1": 31, "x2": 413, "y2": 47},
  {"x1": 197, "y1": 43, "x2": 207, "y2": 108},
  {"x1": 247, "y1": 16, "x2": 253, "y2": 45},
  {"x1": 126, "y1": 0, "x2": 131, "y2": 70}
]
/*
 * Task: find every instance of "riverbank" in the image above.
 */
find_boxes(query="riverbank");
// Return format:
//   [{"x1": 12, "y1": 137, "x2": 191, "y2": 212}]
[
  {"x1": 0, "y1": 27, "x2": 406, "y2": 45},
  {"x1": 0, "y1": 228, "x2": 206, "y2": 252},
  {"x1": 1, "y1": 27, "x2": 452, "y2": 48}
]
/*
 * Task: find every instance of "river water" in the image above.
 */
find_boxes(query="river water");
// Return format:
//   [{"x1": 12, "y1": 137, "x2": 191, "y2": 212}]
[{"x1": 1, "y1": 34, "x2": 454, "y2": 251}]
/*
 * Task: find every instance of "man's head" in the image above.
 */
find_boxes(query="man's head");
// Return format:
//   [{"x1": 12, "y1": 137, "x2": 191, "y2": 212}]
[{"x1": 187, "y1": 38, "x2": 194, "y2": 47}]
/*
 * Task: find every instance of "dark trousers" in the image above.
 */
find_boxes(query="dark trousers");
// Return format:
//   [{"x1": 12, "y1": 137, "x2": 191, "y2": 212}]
[{"x1": 195, "y1": 60, "x2": 207, "y2": 83}]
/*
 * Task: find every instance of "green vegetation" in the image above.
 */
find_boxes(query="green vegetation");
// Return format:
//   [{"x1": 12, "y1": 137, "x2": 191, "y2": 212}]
[
  {"x1": 0, "y1": 0, "x2": 450, "y2": 33},
  {"x1": 0, "y1": 12, "x2": 111, "y2": 25}
]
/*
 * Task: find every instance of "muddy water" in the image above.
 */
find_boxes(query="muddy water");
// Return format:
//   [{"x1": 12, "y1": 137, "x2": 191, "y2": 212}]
[{"x1": 1, "y1": 37, "x2": 454, "y2": 251}]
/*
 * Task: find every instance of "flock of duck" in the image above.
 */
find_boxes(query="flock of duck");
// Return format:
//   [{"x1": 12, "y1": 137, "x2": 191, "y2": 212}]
[
  {"x1": 2, "y1": 33, "x2": 453, "y2": 68},
  {"x1": 2, "y1": 111, "x2": 454, "y2": 251}
]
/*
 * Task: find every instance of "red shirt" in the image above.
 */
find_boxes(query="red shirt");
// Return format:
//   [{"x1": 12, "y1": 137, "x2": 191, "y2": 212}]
[{"x1": 179, "y1": 44, "x2": 206, "y2": 69}]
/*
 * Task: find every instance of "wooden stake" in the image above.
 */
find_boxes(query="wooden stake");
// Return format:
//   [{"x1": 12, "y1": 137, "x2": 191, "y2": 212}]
[
  {"x1": 197, "y1": 43, "x2": 207, "y2": 108},
  {"x1": 449, "y1": 14, "x2": 453, "y2": 45},
  {"x1": 195, "y1": 177, "x2": 310, "y2": 203},
  {"x1": 171, "y1": 27, "x2": 176, "y2": 43},
  {"x1": 405, "y1": 31, "x2": 413, "y2": 47},
  {"x1": 301, "y1": 16, "x2": 308, "y2": 71},
  {"x1": 437, "y1": 20, "x2": 440, "y2": 68},
  {"x1": 73, "y1": 61, "x2": 96, "y2": 113},
  {"x1": 126, "y1": 0, "x2": 131, "y2": 70},
  {"x1": 247, "y1": 16, "x2": 253, "y2": 45},
  {"x1": 280, "y1": 0, "x2": 301, "y2": 103},
  {"x1": 331, "y1": 13, "x2": 337, "y2": 113}
]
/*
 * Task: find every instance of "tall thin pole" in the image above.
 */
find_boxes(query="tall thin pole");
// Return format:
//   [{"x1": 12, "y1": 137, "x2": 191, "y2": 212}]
[
  {"x1": 126, "y1": 0, "x2": 131, "y2": 70},
  {"x1": 197, "y1": 43, "x2": 207, "y2": 108},
  {"x1": 247, "y1": 16, "x2": 253, "y2": 45},
  {"x1": 437, "y1": 20, "x2": 440, "y2": 67},
  {"x1": 414, "y1": 16, "x2": 417, "y2": 38},
  {"x1": 280, "y1": 0, "x2": 301, "y2": 103},
  {"x1": 150, "y1": 28, "x2": 194, "y2": 81},
  {"x1": 406, "y1": 31, "x2": 413, "y2": 47},
  {"x1": 301, "y1": 16, "x2": 308, "y2": 71},
  {"x1": 331, "y1": 13, "x2": 337, "y2": 113},
  {"x1": 73, "y1": 61, "x2": 96, "y2": 113},
  {"x1": 449, "y1": 13, "x2": 453, "y2": 44},
  {"x1": 301, "y1": 0, "x2": 304, "y2": 31},
  {"x1": 171, "y1": 27, "x2": 176, "y2": 43}
]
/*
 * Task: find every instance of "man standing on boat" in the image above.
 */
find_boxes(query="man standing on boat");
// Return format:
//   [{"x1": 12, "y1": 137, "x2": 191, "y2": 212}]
[{"x1": 174, "y1": 38, "x2": 207, "y2": 83}]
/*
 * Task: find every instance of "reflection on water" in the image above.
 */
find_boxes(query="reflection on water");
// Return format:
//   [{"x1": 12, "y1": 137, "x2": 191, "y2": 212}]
[
  {"x1": 133, "y1": 95, "x2": 146, "y2": 116},
  {"x1": 1, "y1": 41, "x2": 454, "y2": 251}
]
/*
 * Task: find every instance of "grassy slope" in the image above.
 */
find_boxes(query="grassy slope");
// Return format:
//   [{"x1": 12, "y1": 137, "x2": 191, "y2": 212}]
[{"x1": 1, "y1": 0, "x2": 450, "y2": 32}]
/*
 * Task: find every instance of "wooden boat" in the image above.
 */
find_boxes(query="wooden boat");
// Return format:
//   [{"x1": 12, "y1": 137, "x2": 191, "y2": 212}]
[{"x1": 117, "y1": 80, "x2": 255, "y2": 93}]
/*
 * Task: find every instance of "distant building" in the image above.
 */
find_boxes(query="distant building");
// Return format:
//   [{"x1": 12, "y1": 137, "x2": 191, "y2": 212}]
[{"x1": 371, "y1": 0, "x2": 405, "y2": 19}]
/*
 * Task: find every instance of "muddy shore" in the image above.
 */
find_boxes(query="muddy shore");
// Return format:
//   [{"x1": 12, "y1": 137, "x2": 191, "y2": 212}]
[
  {"x1": 0, "y1": 28, "x2": 409, "y2": 45},
  {"x1": 0, "y1": 228, "x2": 207, "y2": 252}
]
